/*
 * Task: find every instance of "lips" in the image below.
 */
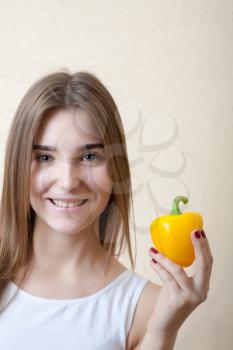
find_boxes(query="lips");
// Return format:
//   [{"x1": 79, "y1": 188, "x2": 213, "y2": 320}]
[
  {"x1": 48, "y1": 198, "x2": 88, "y2": 206},
  {"x1": 48, "y1": 198, "x2": 87, "y2": 202}
]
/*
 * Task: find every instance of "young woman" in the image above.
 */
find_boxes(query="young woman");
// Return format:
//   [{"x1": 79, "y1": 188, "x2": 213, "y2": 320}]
[{"x1": 0, "y1": 70, "x2": 213, "y2": 350}]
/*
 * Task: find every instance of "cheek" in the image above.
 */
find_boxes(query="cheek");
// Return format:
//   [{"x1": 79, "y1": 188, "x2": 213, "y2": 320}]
[
  {"x1": 90, "y1": 165, "x2": 113, "y2": 195},
  {"x1": 30, "y1": 165, "x2": 49, "y2": 195},
  {"x1": 30, "y1": 162, "x2": 113, "y2": 195}
]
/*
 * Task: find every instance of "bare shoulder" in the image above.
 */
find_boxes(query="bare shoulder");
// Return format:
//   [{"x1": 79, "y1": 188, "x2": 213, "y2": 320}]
[{"x1": 126, "y1": 280, "x2": 161, "y2": 350}]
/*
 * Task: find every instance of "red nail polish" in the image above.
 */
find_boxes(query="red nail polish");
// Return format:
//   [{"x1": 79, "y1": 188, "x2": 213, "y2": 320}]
[
  {"x1": 150, "y1": 247, "x2": 159, "y2": 254},
  {"x1": 195, "y1": 230, "x2": 201, "y2": 239},
  {"x1": 152, "y1": 258, "x2": 157, "y2": 263},
  {"x1": 201, "y1": 230, "x2": 206, "y2": 238}
]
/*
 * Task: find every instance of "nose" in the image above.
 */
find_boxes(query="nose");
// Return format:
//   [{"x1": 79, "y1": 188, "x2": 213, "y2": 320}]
[{"x1": 56, "y1": 159, "x2": 82, "y2": 191}]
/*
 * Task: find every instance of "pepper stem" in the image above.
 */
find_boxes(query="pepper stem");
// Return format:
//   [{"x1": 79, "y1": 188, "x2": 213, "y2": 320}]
[{"x1": 170, "y1": 196, "x2": 188, "y2": 215}]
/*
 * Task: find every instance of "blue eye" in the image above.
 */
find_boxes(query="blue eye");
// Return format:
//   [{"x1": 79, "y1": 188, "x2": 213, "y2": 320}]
[
  {"x1": 81, "y1": 153, "x2": 99, "y2": 161},
  {"x1": 36, "y1": 154, "x2": 53, "y2": 162},
  {"x1": 35, "y1": 152, "x2": 100, "y2": 163}
]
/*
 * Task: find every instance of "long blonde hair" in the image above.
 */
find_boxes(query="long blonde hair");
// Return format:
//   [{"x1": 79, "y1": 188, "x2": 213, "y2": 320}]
[{"x1": 0, "y1": 69, "x2": 136, "y2": 306}]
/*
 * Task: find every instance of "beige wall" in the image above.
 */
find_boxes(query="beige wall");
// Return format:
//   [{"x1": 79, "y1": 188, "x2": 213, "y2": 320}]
[{"x1": 0, "y1": 1, "x2": 232, "y2": 349}]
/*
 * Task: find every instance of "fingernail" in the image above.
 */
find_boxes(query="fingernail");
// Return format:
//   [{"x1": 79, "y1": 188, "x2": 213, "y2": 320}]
[
  {"x1": 195, "y1": 230, "x2": 201, "y2": 239},
  {"x1": 150, "y1": 247, "x2": 159, "y2": 254},
  {"x1": 152, "y1": 258, "x2": 158, "y2": 263},
  {"x1": 201, "y1": 230, "x2": 206, "y2": 238}
]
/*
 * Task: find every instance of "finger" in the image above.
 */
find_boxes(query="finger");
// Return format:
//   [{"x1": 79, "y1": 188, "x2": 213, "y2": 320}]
[
  {"x1": 150, "y1": 258, "x2": 181, "y2": 293},
  {"x1": 199, "y1": 230, "x2": 214, "y2": 293},
  {"x1": 196, "y1": 229, "x2": 212, "y2": 267},
  {"x1": 191, "y1": 230, "x2": 211, "y2": 292},
  {"x1": 148, "y1": 248, "x2": 191, "y2": 291},
  {"x1": 200, "y1": 230, "x2": 214, "y2": 267}
]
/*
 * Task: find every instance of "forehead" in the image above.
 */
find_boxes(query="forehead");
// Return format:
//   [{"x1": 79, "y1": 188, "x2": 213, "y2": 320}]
[{"x1": 35, "y1": 107, "x2": 102, "y2": 145}]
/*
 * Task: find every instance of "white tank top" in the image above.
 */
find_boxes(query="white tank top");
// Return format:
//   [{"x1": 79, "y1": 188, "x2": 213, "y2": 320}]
[{"x1": 0, "y1": 269, "x2": 150, "y2": 350}]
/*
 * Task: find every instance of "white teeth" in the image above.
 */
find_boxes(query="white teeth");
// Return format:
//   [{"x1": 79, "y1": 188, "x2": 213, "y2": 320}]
[{"x1": 52, "y1": 199, "x2": 86, "y2": 208}]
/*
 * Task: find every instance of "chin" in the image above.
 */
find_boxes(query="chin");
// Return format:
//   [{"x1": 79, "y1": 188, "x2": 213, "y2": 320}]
[{"x1": 49, "y1": 220, "x2": 92, "y2": 235}]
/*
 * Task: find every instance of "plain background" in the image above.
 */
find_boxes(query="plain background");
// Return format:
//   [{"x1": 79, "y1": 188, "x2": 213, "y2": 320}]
[{"x1": 0, "y1": 1, "x2": 232, "y2": 349}]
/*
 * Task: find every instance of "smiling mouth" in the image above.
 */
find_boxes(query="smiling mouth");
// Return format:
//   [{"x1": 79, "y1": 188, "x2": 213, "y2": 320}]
[{"x1": 48, "y1": 198, "x2": 88, "y2": 208}]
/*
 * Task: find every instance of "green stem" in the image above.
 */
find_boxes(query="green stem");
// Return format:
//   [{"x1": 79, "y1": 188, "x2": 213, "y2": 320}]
[{"x1": 170, "y1": 196, "x2": 188, "y2": 215}]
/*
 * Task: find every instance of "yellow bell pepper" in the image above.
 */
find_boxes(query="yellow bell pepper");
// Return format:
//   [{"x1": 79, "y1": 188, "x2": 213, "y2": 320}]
[{"x1": 150, "y1": 195, "x2": 203, "y2": 267}]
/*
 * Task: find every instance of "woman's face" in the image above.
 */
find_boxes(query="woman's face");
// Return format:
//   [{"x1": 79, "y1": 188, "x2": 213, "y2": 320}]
[{"x1": 30, "y1": 107, "x2": 113, "y2": 236}]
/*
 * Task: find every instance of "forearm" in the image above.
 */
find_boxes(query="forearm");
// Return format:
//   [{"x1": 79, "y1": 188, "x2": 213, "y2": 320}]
[{"x1": 138, "y1": 329, "x2": 178, "y2": 350}]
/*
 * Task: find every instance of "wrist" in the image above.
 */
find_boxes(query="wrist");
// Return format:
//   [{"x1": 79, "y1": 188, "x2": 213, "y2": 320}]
[
  {"x1": 138, "y1": 328, "x2": 179, "y2": 350},
  {"x1": 146, "y1": 317, "x2": 179, "y2": 340},
  {"x1": 145, "y1": 325, "x2": 179, "y2": 349}
]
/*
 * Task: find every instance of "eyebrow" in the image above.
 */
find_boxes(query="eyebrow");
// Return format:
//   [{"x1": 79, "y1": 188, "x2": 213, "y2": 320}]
[{"x1": 33, "y1": 143, "x2": 104, "y2": 152}]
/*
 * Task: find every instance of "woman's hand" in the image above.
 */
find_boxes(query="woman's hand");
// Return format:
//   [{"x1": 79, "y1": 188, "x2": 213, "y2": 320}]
[{"x1": 147, "y1": 229, "x2": 213, "y2": 336}]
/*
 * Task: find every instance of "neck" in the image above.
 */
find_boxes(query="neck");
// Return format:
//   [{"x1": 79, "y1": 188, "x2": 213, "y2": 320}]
[{"x1": 26, "y1": 215, "x2": 112, "y2": 282}]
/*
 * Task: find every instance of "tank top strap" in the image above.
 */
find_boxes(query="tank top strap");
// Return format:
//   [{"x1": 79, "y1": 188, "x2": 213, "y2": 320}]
[{"x1": 116, "y1": 270, "x2": 150, "y2": 349}]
